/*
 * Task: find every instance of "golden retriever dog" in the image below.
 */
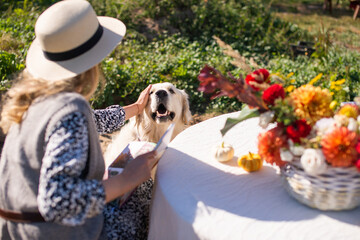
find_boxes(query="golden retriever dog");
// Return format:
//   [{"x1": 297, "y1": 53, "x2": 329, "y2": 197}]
[{"x1": 104, "y1": 82, "x2": 192, "y2": 166}]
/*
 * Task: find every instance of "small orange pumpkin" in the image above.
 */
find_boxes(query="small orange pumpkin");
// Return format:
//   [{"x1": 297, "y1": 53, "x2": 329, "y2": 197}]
[{"x1": 238, "y1": 152, "x2": 263, "y2": 172}]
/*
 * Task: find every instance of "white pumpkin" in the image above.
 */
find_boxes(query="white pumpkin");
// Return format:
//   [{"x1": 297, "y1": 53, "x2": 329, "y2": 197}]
[{"x1": 213, "y1": 141, "x2": 234, "y2": 162}]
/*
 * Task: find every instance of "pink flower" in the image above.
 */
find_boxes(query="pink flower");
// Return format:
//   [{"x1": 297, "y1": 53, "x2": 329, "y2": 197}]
[{"x1": 262, "y1": 84, "x2": 285, "y2": 106}]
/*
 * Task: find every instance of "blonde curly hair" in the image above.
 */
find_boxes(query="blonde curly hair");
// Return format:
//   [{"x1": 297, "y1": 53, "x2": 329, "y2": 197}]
[{"x1": 0, "y1": 65, "x2": 103, "y2": 134}]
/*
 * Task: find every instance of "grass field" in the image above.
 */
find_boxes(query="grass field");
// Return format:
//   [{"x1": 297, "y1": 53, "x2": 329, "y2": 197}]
[
  {"x1": 1, "y1": 0, "x2": 360, "y2": 115},
  {"x1": 269, "y1": 0, "x2": 360, "y2": 51}
]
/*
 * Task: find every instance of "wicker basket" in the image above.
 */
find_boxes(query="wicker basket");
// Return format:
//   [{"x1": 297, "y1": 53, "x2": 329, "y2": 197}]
[{"x1": 280, "y1": 160, "x2": 360, "y2": 211}]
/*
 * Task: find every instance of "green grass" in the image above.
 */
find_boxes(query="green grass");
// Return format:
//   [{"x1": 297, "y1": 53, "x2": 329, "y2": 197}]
[
  {"x1": 1, "y1": 0, "x2": 360, "y2": 116},
  {"x1": 267, "y1": 0, "x2": 360, "y2": 50}
]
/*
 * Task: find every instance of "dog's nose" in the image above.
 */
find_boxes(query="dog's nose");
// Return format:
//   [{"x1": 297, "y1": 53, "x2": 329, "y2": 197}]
[{"x1": 155, "y1": 90, "x2": 168, "y2": 99}]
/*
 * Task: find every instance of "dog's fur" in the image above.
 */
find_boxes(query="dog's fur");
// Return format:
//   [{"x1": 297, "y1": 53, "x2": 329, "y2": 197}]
[{"x1": 104, "y1": 82, "x2": 192, "y2": 166}]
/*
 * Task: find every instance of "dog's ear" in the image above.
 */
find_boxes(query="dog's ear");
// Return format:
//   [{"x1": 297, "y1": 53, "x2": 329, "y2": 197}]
[
  {"x1": 135, "y1": 110, "x2": 143, "y2": 128},
  {"x1": 180, "y1": 89, "x2": 192, "y2": 124}
]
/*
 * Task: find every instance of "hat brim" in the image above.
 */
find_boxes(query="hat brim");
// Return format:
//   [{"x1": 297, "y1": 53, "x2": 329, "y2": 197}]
[{"x1": 26, "y1": 16, "x2": 126, "y2": 81}]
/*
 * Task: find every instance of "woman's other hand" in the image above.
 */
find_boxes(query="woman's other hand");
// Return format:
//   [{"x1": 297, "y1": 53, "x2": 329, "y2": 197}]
[
  {"x1": 122, "y1": 150, "x2": 158, "y2": 185},
  {"x1": 102, "y1": 149, "x2": 158, "y2": 203}
]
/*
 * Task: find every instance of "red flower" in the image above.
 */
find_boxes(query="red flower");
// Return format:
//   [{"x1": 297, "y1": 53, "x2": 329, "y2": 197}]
[
  {"x1": 356, "y1": 159, "x2": 360, "y2": 172},
  {"x1": 356, "y1": 142, "x2": 360, "y2": 154},
  {"x1": 262, "y1": 84, "x2": 285, "y2": 106},
  {"x1": 286, "y1": 119, "x2": 312, "y2": 143},
  {"x1": 258, "y1": 126, "x2": 287, "y2": 167},
  {"x1": 245, "y1": 69, "x2": 270, "y2": 91}
]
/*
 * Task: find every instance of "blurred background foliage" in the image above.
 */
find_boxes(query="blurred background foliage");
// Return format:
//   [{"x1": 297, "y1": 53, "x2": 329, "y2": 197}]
[{"x1": 1, "y1": 0, "x2": 360, "y2": 115}]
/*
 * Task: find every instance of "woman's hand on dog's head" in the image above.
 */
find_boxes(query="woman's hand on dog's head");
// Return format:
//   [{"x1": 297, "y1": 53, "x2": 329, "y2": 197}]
[{"x1": 136, "y1": 85, "x2": 152, "y2": 114}]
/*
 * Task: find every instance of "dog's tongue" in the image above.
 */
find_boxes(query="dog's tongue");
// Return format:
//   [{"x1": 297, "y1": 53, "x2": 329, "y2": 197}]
[{"x1": 157, "y1": 111, "x2": 169, "y2": 117}]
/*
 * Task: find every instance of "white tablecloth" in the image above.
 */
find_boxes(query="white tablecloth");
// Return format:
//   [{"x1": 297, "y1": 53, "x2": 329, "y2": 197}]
[{"x1": 148, "y1": 112, "x2": 360, "y2": 240}]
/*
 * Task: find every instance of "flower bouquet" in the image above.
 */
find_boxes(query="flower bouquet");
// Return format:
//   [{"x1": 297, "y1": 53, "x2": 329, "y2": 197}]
[{"x1": 198, "y1": 65, "x2": 360, "y2": 211}]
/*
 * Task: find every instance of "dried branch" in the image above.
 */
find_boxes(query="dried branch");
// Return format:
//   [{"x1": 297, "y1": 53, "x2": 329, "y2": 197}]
[{"x1": 213, "y1": 36, "x2": 260, "y2": 74}]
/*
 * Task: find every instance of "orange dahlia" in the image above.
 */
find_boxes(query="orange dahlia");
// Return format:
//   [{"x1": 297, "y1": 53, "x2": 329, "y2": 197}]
[
  {"x1": 289, "y1": 85, "x2": 333, "y2": 125},
  {"x1": 258, "y1": 127, "x2": 287, "y2": 167},
  {"x1": 321, "y1": 127, "x2": 358, "y2": 167}
]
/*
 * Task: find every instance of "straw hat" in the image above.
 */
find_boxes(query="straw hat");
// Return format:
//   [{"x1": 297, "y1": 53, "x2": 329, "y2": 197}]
[{"x1": 26, "y1": 0, "x2": 126, "y2": 81}]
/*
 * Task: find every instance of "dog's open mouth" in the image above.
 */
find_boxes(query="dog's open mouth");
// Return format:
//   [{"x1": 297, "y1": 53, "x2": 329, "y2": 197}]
[{"x1": 152, "y1": 104, "x2": 175, "y2": 122}]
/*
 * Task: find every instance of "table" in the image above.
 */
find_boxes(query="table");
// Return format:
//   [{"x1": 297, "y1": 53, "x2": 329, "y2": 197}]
[{"x1": 148, "y1": 112, "x2": 360, "y2": 240}]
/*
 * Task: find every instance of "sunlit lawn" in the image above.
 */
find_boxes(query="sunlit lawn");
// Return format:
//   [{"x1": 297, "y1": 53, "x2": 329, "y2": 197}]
[{"x1": 265, "y1": 0, "x2": 360, "y2": 51}]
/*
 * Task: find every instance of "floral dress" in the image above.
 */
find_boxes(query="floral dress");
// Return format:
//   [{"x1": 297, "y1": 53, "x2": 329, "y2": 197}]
[{"x1": 38, "y1": 105, "x2": 153, "y2": 240}]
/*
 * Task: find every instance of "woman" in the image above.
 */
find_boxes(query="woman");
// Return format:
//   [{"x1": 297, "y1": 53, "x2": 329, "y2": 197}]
[{"x1": 0, "y1": 0, "x2": 157, "y2": 239}]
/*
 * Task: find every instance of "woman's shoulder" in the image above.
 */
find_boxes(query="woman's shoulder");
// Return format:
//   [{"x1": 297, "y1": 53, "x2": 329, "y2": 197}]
[
  {"x1": 33, "y1": 92, "x2": 89, "y2": 111},
  {"x1": 51, "y1": 92, "x2": 91, "y2": 116},
  {"x1": 51, "y1": 92, "x2": 87, "y2": 104},
  {"x1": 28, "y1": 92, "x2": 91, "y2": 127}
]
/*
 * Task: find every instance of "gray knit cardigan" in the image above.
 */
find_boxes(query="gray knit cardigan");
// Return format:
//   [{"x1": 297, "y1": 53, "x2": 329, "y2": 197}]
[{"x1": 0, "y1": 92, "x2": 106, "y2": 240}]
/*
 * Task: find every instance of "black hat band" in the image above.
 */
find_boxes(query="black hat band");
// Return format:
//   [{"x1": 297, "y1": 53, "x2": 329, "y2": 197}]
[{"x1": 43, "y1": 24, "x2": 104, "y2": 61}]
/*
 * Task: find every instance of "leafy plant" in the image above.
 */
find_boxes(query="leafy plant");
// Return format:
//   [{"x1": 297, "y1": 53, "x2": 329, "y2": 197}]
[
  {"x1": 94, "y1": 34, "x2": 243, "y2": 114},
  {"x1": 1, "y1": 0, "x2": 360, "y2": 117},
  {"x1": 0, "y1": 51, "x2": 24, "y2": 92}
]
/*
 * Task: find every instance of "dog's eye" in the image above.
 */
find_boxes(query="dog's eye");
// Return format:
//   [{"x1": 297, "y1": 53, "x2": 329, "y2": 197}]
[
  {"x1": 169, "y1": 89, "x2": 175, "y2": 94},
  {"x1": 150, "y1": 91, "x2": 154, "y2": 95}
]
